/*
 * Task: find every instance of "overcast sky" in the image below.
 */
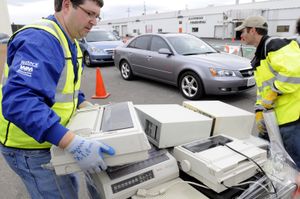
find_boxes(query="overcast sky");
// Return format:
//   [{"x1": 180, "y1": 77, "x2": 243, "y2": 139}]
[{"x1": 7, "y1": 0, "x2": 269, "y2": 24}]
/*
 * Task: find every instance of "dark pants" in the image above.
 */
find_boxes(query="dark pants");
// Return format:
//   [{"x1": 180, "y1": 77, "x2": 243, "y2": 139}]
[
  {"x1": 280, "y1": 120, "x2": 300, "y2": 169},
  {"x1": 0, "y1": 144, "x2": 79, "y2": 199}
]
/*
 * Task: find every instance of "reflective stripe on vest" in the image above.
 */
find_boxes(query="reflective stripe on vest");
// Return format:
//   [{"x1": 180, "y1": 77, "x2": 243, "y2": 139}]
[
  {"x1": 0, "y1": 19, "x2": 83, "y2": 149},
  {"x1": 255, "y1": 39, "x2": 300, "y2": 125}
]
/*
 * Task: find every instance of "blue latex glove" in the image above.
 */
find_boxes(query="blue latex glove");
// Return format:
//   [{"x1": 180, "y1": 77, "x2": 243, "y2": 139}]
[{"x1": 66, "y1": 135, "x2": 115, "y2": 173}]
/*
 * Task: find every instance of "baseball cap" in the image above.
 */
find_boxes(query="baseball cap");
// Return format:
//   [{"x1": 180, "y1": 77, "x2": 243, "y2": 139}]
[{"x1": 235, "y1": 16, "x2": 268, "y2": 31}]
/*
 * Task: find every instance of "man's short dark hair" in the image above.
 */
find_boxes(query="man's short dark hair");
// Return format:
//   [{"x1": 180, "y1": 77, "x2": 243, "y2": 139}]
[
  {"x1": 246, "y1": 27, "x2": 268, "y2": 36},
  {"x1": 296, "y1": 18, "x2": 300, "y2": 35},
  {"x1": 55, "y1": 0, "x2": 104, "y2": 12},
  {"x1": 256, "y1": 27, "x2": 268, "y2": 36}
]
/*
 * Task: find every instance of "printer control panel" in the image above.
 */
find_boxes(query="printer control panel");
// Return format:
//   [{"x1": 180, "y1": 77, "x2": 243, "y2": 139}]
[{"x1": 111, "y1": 170, "x2": 154, "y2": 193}]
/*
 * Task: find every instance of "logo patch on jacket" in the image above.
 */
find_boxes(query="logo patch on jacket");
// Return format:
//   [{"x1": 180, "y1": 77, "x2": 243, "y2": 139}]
[{"x1": 17, "y1": 60, "x2": 39, "y2": 77}]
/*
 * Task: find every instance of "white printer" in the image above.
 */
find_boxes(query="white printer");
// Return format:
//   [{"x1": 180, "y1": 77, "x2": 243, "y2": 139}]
[
  {"x1": 132, "y1": 178, "x2": 209, "y2": 199},
  {"x1": 50, "y1": 102, "x2": 151, "y2": 175},
  {"x1": 172, "y1": 135, "x2": 267, "y2": 193},
  {"x1": 89, "y1": 148, "x2": 179, "y2": 199},
  {"x1": 135, "y1": 104, "x2": 212, "y2": 148},
  {"x1": 182, "y1": 100, "x2": 255, "y2": 139}
]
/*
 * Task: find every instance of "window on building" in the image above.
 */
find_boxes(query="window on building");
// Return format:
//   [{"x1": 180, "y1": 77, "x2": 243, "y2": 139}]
[
  {"x1": 277, "y1": 25, "x2": 289, "y2": 33},
  {"x1": 192, "y1": 27, "x2": 199, "y2": 32},
  {"x1": 134, "y1": 36, "x2": 151, "y2": 50},
  {"x1": 179, "y1": 21, "x2": 182, "y2": 24},
  {"x1": 150, "y1": 36, "x2": 170, "y2": 52},
  {"x1": 133, "y1": 29, "x2": 137, "y2": 33},
  {"x1": 158, "y1": 28, "x2": 163, "y2": 33}
]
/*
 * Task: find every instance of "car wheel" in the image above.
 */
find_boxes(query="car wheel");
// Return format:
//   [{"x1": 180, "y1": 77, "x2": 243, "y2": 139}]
[
  {"x1": 84, "y1": 52, "x2": 91, "y2": 67},
  {"x1": 120, "y1": 60, "x2": 134, "y2": 80},
  {"x1": 179, "y1": 71, "x2": 204, "y2": 100}
]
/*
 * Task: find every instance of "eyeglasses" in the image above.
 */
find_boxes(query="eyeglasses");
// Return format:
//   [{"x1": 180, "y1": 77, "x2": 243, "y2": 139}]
[{"x1": 77, "y1": 5, "x2": 101, "y2": 22}]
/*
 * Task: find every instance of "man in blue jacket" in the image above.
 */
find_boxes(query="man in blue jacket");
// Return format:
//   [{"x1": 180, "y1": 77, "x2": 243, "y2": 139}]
[{"x1": 0, "y1": 0, "x2": 114, "y2": 198}]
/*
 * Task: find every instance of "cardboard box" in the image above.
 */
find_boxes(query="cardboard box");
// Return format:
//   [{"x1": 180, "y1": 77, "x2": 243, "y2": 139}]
[{"x1": 0, "y1": 44, "x2": 7, "y2": 79}]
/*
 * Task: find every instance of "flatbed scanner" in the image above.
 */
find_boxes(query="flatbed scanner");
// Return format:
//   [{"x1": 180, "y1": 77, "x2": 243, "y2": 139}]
[{"x1": 50, "y1": 102, "x2": 151, "y2": 175}]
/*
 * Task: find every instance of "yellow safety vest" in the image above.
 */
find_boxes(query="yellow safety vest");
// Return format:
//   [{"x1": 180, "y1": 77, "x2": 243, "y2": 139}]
[
  {"x1": 255, "y1": 38, "x2": 300, "y2": 125},
  {"x1": 0, "y1": 19, "x2": 83, "y2": 149}
]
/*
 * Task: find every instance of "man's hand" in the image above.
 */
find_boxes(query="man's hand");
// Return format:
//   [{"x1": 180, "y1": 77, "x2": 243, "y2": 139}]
[
  {"x1": 256, "y1": 111, "x2": 269, "y2": 140},
  {"x1": 256, "y1": 111, "x2": 267, "y2": 135},
  {"x1": 65, "y1": 135, "x2": 115, "y2": 173},
  {"x1": 262, "y1": 90, "x2": 278, "y2": 109}
]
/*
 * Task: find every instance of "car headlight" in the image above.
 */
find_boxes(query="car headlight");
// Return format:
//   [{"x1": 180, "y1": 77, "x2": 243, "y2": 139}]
[
  {"x1": 90, "y1": 47, "x2": 104, "y2": 53},
  {"x1": 209, "y1": 68, "x2": 236, "y2": 77}
]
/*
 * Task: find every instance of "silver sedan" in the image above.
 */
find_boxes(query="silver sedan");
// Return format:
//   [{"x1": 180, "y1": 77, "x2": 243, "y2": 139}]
[{"x1": 114, "y1": 33, "x2": 255, "y2": 100}]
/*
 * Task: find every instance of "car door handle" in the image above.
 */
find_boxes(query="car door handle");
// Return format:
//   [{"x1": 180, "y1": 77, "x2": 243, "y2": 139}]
[{"x1": 146, "y1": 56, "x2": 152, "y2": 59}]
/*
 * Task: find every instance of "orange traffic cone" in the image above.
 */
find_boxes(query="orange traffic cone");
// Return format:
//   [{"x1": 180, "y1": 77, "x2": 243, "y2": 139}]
[
  {"x1": 224, "y1": 45, "x2": 229, "y2": 53},
  {"x1": 92, "y1": 67, "x2": 110, "y2": 99}
]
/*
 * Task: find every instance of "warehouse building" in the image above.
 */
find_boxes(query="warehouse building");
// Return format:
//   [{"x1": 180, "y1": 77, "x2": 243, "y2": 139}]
[
  {"x1": 0, "y1": 0, "x2": 12, "y2": 35},
  {"x1": 97, "y1": 0, "x2": 300, "y2": 39}
]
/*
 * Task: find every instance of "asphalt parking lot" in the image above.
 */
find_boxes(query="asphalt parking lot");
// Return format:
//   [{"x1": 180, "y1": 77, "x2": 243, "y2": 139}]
[
  {"x1": 0, "y1": 39, "x2": 257, "y2": 199},
  {"x1": 83, "y1": 65, "x2": 257, "y2": 112}
]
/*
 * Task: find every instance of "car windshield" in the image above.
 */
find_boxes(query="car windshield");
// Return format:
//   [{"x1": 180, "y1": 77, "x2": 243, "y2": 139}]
[
  {"x1": 86, "y1": 31, "x2": 118, "y2": 42},
  {"x1": 166, "y1": 35, "x2": 217, "y2": 55}
]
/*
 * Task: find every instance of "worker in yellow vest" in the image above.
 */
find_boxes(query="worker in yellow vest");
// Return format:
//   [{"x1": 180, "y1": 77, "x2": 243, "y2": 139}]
[
  {"x1": 236, "y1": 16, "x2": 300, "y2": 168},
  {"x1": 0, "y1": 0, "x2": 114, "y2": 198}
]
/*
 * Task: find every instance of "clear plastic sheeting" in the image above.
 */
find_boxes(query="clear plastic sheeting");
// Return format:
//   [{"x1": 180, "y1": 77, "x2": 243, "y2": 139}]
[
  {"x1": 238, "y1": 111, "x2": 298, "y2": 199},
  {"x1": 238, "y1": 176, "x2": 296, "y2": 199},
  {"x1": 264, "y1": 111, "x2": 295, "y2": 164},
  {"x1": 85, "y1": 173, "x2": 102, "y2": 199},
  {"x1": 50, "y1": 172, "x2": 94, "y2": 199},
  {"x1": 263, "y1": 111, "x2": 298, "y2": 183}
]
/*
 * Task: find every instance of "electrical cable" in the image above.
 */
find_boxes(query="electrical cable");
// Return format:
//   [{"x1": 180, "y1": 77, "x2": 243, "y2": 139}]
[
  {"x1": 223, "y1": 143, "x2": 278, "y2": 197},
  {"x1": 234, "y1": 180, "x2": 270, "y2": 193},
  {"x1": 221, "y1": 181, "x2": 246, "y2": 191}
]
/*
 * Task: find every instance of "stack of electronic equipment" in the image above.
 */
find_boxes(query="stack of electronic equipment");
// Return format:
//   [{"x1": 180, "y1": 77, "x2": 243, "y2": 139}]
[
  {"x1": 133, "y1": 101, "x2": 270, "y2": 198},
  {"x1": 50, "y1": 101, "x2": 204, "y2": 199},
  {"x1": 132, "y1": 104, "x2": 214, "y2": 199},
  {"x1": 49, "y1": 100, "x2": 286, "y2": 199}
]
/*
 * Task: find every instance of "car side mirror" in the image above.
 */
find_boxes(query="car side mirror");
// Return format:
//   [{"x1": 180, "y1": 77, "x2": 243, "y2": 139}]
[{"x1": 158, "y1": 48, "x2": 172, "y2": 55}]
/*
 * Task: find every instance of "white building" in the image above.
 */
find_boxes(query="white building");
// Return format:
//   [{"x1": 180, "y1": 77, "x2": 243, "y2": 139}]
[
  {"x1": 0, "y1": 0, "x2": 12, "y2": 35},
  {"x1": 98, "y1": 0, "x2": 300, "y2": 39}
]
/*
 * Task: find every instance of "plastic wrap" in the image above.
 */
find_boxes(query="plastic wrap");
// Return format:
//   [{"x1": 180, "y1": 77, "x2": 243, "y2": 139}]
[{"x1": 238, "y1": 110, "x2": 298, "y2": 199}]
